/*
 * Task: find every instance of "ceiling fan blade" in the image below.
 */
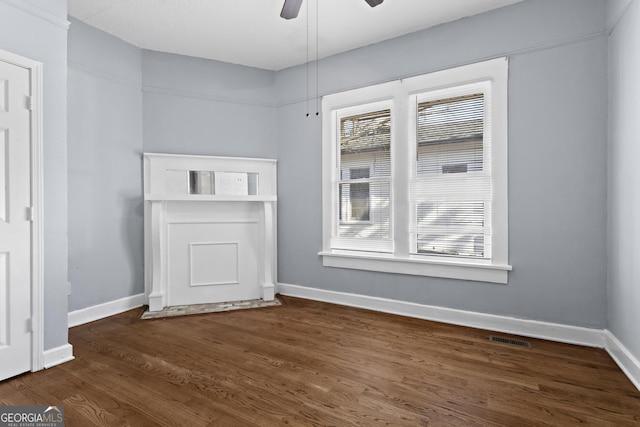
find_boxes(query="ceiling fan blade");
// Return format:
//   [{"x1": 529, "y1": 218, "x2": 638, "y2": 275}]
[
  {"x1": 281, "y1": 0, "x2": 303, "y2": 19},
  {"x1": 364, "y1": 0, "x2": 384, "y2": 6}
]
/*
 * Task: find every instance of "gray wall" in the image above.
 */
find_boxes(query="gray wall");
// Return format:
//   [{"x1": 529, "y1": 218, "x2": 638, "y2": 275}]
[
  {"x1": 142, "y1": 51, "x2": 277, "y2": 159},
  {"x1": 67, "y1": 19, "x2": 144, "y2": 310},
  {"x1": 607, "y1": 0, "x2": 640, "y2": 360},
  {"x1": 276, "y1": 0, "x2": 609, "y2": 328},
  {"x1": 0, "y1": 0, "x2": 69, "y2": 349}
]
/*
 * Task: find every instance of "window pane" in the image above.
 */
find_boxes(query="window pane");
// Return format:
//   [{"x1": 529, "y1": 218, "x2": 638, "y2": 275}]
[
  {"x1": 412, "y1": 92, "x2": 491, "y2": 259},
  {"x1": 337, "y1": 108, "x2": 392, "y2": 244},
  {"x1": 340, "y1": 110, "x2": 391, "y2": 177},
  {"x1": 417, "y1": 94, "x2": 484, "y2": 176}
]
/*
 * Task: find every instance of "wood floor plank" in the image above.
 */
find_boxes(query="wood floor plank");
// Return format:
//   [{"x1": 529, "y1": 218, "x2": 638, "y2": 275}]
[{"x1": 0, "y1": 296, "x2": 639, "y2": 426}]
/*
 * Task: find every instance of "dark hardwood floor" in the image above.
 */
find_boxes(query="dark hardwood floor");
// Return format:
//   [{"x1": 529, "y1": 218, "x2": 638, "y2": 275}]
[{"x1": 1, "y1": 296, "x2": 639, "y2": 426}]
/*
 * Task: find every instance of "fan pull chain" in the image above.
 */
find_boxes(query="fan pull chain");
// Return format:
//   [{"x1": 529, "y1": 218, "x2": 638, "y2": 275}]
[
  {"x1": 306, "y1": 0, "x2": 310, "y2": 117},
  {"x1": 305, "y1": 0, "x2": 319, "y2": 118},
  {"x1": 315, "y1": 0, "x2": 319, "y2": 116}
]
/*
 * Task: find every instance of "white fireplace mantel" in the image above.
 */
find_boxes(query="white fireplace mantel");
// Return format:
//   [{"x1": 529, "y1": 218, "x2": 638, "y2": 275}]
[{"x1": 143, "y1": 153, "x2": 277, "y2": 312}]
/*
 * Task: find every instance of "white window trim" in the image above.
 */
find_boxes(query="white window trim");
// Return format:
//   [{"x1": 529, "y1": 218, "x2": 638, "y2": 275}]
[{"x1": 320, "y1": 57, "x2": 511, "y2": 284}]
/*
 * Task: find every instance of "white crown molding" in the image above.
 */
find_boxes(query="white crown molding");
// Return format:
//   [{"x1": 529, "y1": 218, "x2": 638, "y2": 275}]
[
  {"x1": 142, "y1": 85, "x2": 276, "y2": 109},
  {"x1": 604, "y1": 330, "x2": 640, "y2": 391},
  {"x1": 68, "y1": 59, "x2": 142, "y2": 90},
  {"x1": 607, "y1": 0, "x2": 635, "y2": 35},
  {"x1": 43, "y1": 344, "x2": 74, "y2": 369},
  {"x1": 68, "y1": 293, "x2": 145, "y2": 328},
  {"x1": 0, "y1": 0, "x2": 70, "y2": 30}
]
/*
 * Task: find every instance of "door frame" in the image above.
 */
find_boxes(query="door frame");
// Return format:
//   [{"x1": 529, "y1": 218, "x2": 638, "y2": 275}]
[{"x1": 0, "y1": 48, "x2": 44, "y2": 372}]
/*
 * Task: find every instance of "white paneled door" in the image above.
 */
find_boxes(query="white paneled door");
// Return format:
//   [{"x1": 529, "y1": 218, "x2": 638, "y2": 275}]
[{"x1": 0, "y1": 59, "x2": 32, "y2": 380}]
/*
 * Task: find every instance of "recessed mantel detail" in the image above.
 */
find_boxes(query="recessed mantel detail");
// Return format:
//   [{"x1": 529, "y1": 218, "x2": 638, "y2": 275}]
[{"x1": 143, "y1": 153, "x2": 277, "y2": 311}]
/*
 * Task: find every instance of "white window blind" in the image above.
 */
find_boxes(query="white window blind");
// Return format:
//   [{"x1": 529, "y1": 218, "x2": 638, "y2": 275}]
[
  {"x1": 410, "y1": 83, "x2": 492, "y2": 259},
  {"x1": 332, "y1": 104, "x2": 393, "y2": 253}
]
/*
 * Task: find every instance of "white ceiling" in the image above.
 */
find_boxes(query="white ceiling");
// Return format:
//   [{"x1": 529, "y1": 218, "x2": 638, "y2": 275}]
[{"x1": 68, "y1": 0, "x2": 523, "y2": 71}]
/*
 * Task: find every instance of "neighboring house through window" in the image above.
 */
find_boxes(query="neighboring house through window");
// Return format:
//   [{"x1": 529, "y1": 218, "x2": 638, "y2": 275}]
[{"x1": 320, "y1": 58, "x2": 511, "y2": 283}]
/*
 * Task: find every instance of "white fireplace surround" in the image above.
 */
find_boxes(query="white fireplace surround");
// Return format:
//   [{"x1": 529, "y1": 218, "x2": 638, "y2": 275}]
[{"x1": 143, "y1": 153, "x2": 277, "y2": 311}]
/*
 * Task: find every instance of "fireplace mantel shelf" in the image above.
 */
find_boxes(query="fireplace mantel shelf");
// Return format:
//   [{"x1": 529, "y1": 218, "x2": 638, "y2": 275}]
[{"x1": 145, "y1": 194, "x2": 277, "y2": 202}]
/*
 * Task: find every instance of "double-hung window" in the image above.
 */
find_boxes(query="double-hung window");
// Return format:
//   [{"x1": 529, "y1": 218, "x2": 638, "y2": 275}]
[{"x1": 320, "y1": 58, "x2": 511, "y2": 284}]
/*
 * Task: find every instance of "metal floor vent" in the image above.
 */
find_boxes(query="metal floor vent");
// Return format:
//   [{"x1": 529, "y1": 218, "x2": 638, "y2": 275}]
[{"x1": 489, "y1": 335, "x2": 532, "y2": 348}]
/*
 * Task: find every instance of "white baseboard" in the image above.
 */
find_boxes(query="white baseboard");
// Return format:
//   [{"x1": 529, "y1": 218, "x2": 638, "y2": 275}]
[
  {"x1": 43, "y1": 343, "x2": 74, "y2": 369},
  {"x1": 68, "y1": 293, "x2": 145, "y2": 328},
  {"x1": 277, "y1": 283, "x2": 605, "y2": 348},
  {"x1": 604, "y1": 330, "x2": 640, "y2": 391}
]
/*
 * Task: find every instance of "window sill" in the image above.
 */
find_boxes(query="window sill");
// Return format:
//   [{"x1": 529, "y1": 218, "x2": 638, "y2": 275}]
[{"x1": 318, "y1": 250, "x2": 511, "y2": 284}]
